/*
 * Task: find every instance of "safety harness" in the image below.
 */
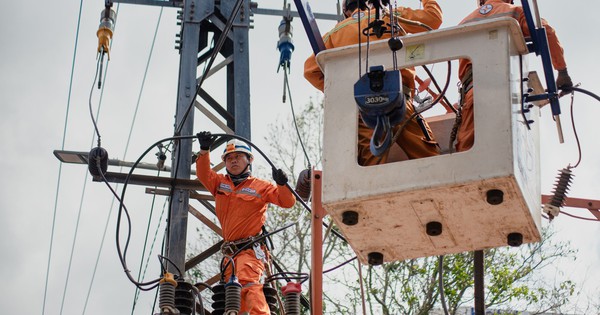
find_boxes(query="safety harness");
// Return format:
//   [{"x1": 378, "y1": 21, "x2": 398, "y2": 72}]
[
  {"x1": 221, "y1": 232, "x2": 264, "y2": 256},
  {"x1": 449, "y1": 66, "x2": 473, "y2": 151}
]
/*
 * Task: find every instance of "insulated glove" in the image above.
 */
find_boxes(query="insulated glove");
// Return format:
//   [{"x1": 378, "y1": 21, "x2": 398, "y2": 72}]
[
  {"x1": 272, "y1": 168, "x2": 288, "y2": 186},
  {"x1": 556, "y1": 68, "x2": 573, "y2": 90},
  {"x1": 197, "y1": 131, "x2": 214, "y2": 150}
]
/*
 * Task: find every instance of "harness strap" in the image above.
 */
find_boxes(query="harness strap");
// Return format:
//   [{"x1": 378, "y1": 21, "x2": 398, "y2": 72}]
[
  {"x1": 221, "y1": 233, "x2": 263, "y2": 255},
  {"x1": 460, "y1": 66, "x2": 474, "y2": 95},
  {"x1": 449, "y1": 66, "x2": 473, "y2": 152}
]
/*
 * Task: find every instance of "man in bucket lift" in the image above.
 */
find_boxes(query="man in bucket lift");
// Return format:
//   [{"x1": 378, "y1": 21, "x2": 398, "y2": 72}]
[
  {"x1": 304, "y1": 0, "x2": 443, "y2": 166},
  {"x1": 455, "y1": 0, "x2": 573, "y2": 152},
  {"x1": 196, "y1": 132, "x2": 296, "y2": 315}
]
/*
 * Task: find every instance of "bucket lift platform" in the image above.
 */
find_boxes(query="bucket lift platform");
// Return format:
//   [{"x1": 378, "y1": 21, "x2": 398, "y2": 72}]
[{"x1": 317, "y1": 18, "x2": 542, "y2": 264}]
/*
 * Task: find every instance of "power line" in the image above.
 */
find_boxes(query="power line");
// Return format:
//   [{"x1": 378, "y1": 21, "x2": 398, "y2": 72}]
[
  {"x1": 43, "y1": 0, "x2": 85, "y2": 313},
  {"x1": 132, "y1": 197, "x2": 169, "y2": 314}
]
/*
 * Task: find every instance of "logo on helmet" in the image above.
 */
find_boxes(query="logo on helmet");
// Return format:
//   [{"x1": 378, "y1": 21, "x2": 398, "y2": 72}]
[{"x1": 479, "y1": 4, "x2": 493, "y2": 14}]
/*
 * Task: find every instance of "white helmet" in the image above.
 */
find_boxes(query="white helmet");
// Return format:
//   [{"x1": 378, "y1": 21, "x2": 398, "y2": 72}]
[{"x1": 221, "y1": 139, "x2": 253, "y2": 161}]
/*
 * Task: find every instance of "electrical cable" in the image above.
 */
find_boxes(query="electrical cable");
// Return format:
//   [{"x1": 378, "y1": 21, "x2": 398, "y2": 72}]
[
  {"x1": 219, "y1": 255, "x2": 237, "y2": 281},
  {"x1": 194, "y1": 282, "x2": 214, "y2": 291},
  {"x1": 111, "y1": 133, "x2": 206, "y2": 290},
  {"x1": 567, "y1": 91, "x2": 582, "y2": 168},
  {"x1": 377, "y1": 59, "x2": 451, "y2": 162},
  {"x1": 131, "y1": 173, "x2": 166, "y2": 314},
  {"x1": 268, "y1": 256, "x2": 311, "y2": 310},
  {"x1": 88, "y1": 137, "x2": 169, "y2": 290},
  {"x1": 61, "y1": 52, "x2": 109, "y2": 315},
  {"x1": 284, "y1": 69, "x2": 313, "y2": 168},
  {"x1": 89, "y1": 56, "x2": 103, "y2": 146},
  {"x1": 438, "y1": 255, "x2": 450, "y2": 315},
  {"x1": 83, "y1": 190, "x2": 117, "y2": 315},
  {"x1": 567, "y1": 86, "x2": 600, "y2": 103},
  {"x1": 562, "y1": 86, "x2": 600, "y2": 168},
  {"x1": 421, "y1": 64, "x2": 456, "y2": 114},
  {"x1": 127, "y1": 5, "x2": 164, "y2": 153},
  {"x1": 59, "y1": 171, "x2": 91, "y2": 315},
  {"x1": 132, "y1": 198, "x2": 169, "y2": 313},
  {"x1": 416, "y1": 61, "x2": 452, "y2": 114},
  {"x1": 266, "y1": 272, "x2": 310, "y2": 282},
  {"x1": 174, "y1": 0, "x2": 245, "y2": 136},
  {"x1": 158, "y1": 254, "x2": 183, "y2": 276},
  {"x1": 558, "y1": 210, "x2": 600, "y2": 222},
  {"x1": 322, "y1": 256, "x2": 358, "y2": 275},
  {"x1": 99, "y1": 158, "x2": 163, "y2": 290},
  {"x1": 43, "y1": 1, "x2": 85, "y2": 313},
  {"x1": 81, "y1": 6, "x2": 124, "y2": 313}
]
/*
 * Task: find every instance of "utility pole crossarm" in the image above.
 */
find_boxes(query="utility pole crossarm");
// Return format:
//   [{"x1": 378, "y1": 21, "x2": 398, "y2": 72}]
[
  {"x1": 542, "y1": 195, "x2": 600, "y2": 220},
  {"x1": 252, "y1": 7, "x2": 339, "y2": 21},
  {"x1": 112, "y1": 0, "x2": 182, "y2": 8}
]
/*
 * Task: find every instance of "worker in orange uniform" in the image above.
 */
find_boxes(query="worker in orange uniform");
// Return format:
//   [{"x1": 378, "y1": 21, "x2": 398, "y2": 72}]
[
  {"x1": 196, "y1": 132, "x2": 296, "y2": 315},
  {"x1": 455, "y1": 0, "x2": 573, "y2": 152},
  {"x1": 304, "y1": 0, "x2": 443, "y2": 166}
]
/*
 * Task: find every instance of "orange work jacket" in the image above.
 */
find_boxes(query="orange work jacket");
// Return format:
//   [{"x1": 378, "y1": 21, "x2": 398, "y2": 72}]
[
  {"x1": 304, "y1": 0, "x2": 442, "y2": 92},
  {"x1": 196, "y1": 153, "x2": 296, "y2": 241},
  {"x1": 458, "y1": 0, "x2": 567, "y2": 82}
]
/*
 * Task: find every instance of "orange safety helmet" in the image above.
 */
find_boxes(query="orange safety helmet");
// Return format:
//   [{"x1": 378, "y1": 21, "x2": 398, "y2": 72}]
[{"x1": 221, "y1": 139, "x2": 254, "y2": 161}]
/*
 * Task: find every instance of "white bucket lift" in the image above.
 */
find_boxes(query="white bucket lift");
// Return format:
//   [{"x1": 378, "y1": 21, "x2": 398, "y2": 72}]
[{"x1": 317, "y1": 18, "x2": 542, "y2": 264}]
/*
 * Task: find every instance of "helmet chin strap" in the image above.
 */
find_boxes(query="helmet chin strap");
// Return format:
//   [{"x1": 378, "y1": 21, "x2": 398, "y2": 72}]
[{"x1": 227, "y1": 163, "x2": 252, "y2": 178}]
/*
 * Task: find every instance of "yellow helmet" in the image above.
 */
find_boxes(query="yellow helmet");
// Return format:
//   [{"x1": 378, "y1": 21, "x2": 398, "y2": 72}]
[{"x1": 221, "y1": 139, "x2": 253, "y2": 161}]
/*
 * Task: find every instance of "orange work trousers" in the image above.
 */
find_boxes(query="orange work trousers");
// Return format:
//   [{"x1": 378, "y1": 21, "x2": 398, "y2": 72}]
[
  {"x1": 223, "y1": 249, "x2": 269, "y2": 315},
  {"x1": 455, "y1": 88, "x2": 474, "y2": 152},
  {"x1": 357, "y1": 98, "x2": 440, "y2": 166}
]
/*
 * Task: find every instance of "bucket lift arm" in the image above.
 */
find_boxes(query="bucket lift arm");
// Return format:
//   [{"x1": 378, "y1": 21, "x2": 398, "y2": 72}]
[
  {"x1": 293, "y1": 0, "x2": 326, "y2": 55},
  {"x1": 520, "y1": 0, "x2": 564, "y2": 142}
]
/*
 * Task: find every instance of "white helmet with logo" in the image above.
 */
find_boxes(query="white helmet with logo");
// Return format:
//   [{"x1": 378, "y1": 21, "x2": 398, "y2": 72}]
[{"x1": 221, "y1": 139, "x2": 254, "y2": 161}]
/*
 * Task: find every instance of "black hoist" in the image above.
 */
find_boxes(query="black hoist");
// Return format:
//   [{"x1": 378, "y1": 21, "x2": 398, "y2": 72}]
[{"x1": 353, "y1": 0, "x2": 406, "y2": 157}]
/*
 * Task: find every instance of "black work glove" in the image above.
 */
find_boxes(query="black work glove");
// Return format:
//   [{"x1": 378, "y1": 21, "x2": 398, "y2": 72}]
[
  {"x1": 272, "y1": 168, "x2": 288, "y2": 186},
  {"x1": 556, "y1": 68, "x2": 573, "y2": 90},
  {"x1": 196, "y1": 131, "x2": 214, "y2": 150}
]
